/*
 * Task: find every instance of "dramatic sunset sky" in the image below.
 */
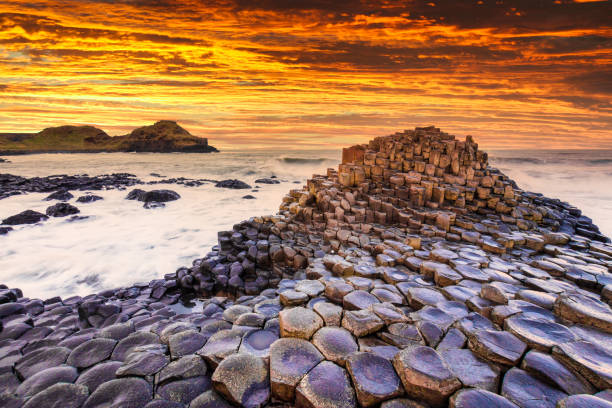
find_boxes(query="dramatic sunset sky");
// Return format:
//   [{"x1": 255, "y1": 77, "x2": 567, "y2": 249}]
[{"x1": 0, "y1": 0, "x2": 610, "y2": 149}]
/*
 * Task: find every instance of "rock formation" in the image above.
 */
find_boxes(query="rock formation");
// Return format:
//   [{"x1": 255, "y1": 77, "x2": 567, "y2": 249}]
[
  {"x1": 1, "y1": 126, "x2": 612, "y2": 408},
  {"x1": 0, "y1": 120, "x2": 218, "y2": 154}
]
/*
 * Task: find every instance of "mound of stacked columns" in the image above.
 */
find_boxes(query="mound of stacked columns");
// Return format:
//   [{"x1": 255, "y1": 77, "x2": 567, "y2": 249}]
[{"x1": 1, "y1": 126, "x2": 612, "y2": 408}]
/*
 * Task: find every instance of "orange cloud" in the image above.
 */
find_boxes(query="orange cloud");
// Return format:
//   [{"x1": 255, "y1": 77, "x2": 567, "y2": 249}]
[{"x1": 0, "y1": 0, "x2": 610, "y2": 149}]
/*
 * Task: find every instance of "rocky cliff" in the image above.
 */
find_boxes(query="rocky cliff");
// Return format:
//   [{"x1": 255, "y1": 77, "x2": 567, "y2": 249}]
[
  {"x1": 0, "y1": 126, "x2": 611, "y2": 408},
  {"x1": 0, "y1": 121, "x2": 218, "y2": 154}
]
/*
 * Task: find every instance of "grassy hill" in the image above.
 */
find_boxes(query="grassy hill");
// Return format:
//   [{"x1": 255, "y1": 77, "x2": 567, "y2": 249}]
[{"x1": 0, "y1": 121, "x2": 218, "y2": 154}]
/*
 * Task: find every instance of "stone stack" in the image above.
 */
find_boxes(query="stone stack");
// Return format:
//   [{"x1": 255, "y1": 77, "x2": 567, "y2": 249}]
[{"x1": 1, "y1": 126, "x2": 612, "y2": 408}]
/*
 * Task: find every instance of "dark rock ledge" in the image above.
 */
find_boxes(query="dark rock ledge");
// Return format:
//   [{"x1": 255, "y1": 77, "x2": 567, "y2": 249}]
[{"x1": 1, "y1": 126, "x2": 612, "y2": 408}]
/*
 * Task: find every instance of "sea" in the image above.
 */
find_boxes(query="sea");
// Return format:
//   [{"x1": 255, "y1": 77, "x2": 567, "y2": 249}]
[{"x1": 0, "y1": 149, "x2": 610, "y2": 299}]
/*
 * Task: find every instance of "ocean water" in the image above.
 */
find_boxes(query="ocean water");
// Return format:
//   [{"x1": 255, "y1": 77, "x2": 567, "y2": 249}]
[{"x1": 0, "y1": 149, "x2": 610, "y2": 299}]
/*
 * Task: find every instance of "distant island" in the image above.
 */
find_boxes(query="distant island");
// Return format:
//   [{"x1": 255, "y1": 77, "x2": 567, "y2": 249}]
[{"x1": 0, "y1": 120, "x2": 218, "y2": 154}]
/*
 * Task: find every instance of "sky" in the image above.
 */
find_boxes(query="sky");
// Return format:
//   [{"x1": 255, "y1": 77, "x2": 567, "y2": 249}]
[{"x1": 0, "y1": 0, "x2": 610, "y2": 150}]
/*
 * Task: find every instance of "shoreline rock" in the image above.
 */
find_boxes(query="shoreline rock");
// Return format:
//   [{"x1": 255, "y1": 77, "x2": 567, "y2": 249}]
[{"x1": 1, "y1": 126, "x2": 611, "y2": 407}]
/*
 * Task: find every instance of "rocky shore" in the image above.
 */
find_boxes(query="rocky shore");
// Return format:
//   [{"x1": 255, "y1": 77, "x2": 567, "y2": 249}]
[{"x1": 1, "y1": 126, "x2": 612, "y2": 408}]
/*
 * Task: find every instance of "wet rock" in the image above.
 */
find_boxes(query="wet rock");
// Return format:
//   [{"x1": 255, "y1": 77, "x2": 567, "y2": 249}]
[
  {"x1": 279, "y1": 306, "x2": 323, "y2": 339},
  {"x1": 239, "y1": 329, "x2": 278, "y2": 359},
  {"x1": 342, "y1": 309, "x2": 384, "y2": 337},
  {"x1": 212, "y1": 353, "x2": 269, "y2": 407},
  {"x1": 156, "y1": 376, "x2": 211, "y2": 405},
  {"x1": 22, "y1": 383, "x2": 89, "y2": 408},
  {"x1": 501, "y1": 368, "x2": 567, "y2": 408},
  {"x1": 156, "y1": 354, "x2": 207, "y2": 384},
  {"x1": 197, "y1": 329, "x2": 243, "y2": 367},
  {"x1": 215, "y1": 179, "x2": 251, "y2": 189},
  {"x1": 295, "y1": 361, "x2": 356, "y2": 408},
  {"x1": 346, "y1": 351, "x2": 403, "y2": 407},
  {"x1": 343, "y1": 290, "x2": 380, "y2": 310},
  {"x1": 392, "y1": 345, "x2": 461, "y2": 407},
  {"x1": 242, "y1": 195, "x2": 256, "y2": 199},
  {"x1": 82, "y1": 377, "x2": 153, "y2": 408},
  {"x1": 270, "y1": 338, "x2": 324, "y2": 401},
  {"x1": 0, "y1": 226, "x2": 13, "y2": 234},
  {"x1": 552, "y1": 340, "x2": 612, "y2": 389},
  {"x1": 255, "y1": 178, "x2": 280, "y2": 184},
  {"x1": 467, "y1": 329, "x2": 527, "y2": 366},
  {"x1": 15, "y1": 346, "x2": 71, "y2": 379},
  {"x1": 450, "y1": 388, "x2": 519, "y2": 408},
  {"x1": 2, "y1": 210, "x2": 48, "y2": 225},
  {"x1": 441, "y1": 348, "x2": 501, "y2": 391},
  {"x1": 111, "y1": 331, "x2": 160, "y2": 361},
  {"x1": 554, "y1": 292, "x2": 612, "y2": 334},
  {"x1": 313, "y1": 301, "x2": 343, "y2": 326},
  {"x1": 311, "y1": 327, "x2": 358, "y2": 366},
  {"x1": 76, "y1": 360, "x2": 123, "y2": 392},
  {"x1": 76, "y1": 194, "x2": 103, "y2": 203},
  {"x1": 557, "y1": 395, "x2": 612, "y2": 408},
  {"x1": 521, "y1": 350, "x2": 595, "y2": 395},
  {"x1": 46, "y1": 202, "x2": 80, "y2": 217},
  {"x1": 67, "y1": 337, "x2": 117, "y2": 368},
  {"x1": 116, "y1": 345, "x2": 170, "y2": 376},
  {"x1": 504, "y1": 315, "x2": 577, "y2": 351},
  {"x1": 168, "y1": 329, "x2": 206, "y2": 359},
  {"x1": 44, "y1": 190, "x2": 74, "y2": 201},
  {"x1": 16, "y1": 365, "x2": 79, "y2": 398}
]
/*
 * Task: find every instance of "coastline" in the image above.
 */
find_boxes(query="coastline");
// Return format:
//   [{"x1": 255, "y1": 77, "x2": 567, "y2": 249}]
[{"x1": 1, "y1": 127, "x2": 612, "y2": 407}]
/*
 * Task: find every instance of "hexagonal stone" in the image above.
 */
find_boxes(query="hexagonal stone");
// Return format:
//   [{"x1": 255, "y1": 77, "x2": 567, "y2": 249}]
[
  {"x1": 455, "y1": 264, "x2": 489, "y2": 282},
  {"x1": 15, "y1": 346, "x2": 71, "y2": 379},
  {"x1": 197, "y1": 329, "x2": 243, "y2": 368},
  {"x1": 343, "y1": 290, "x2": 380, "y2": 310},
  {"x1": 76, "y1": 361, "x2": 123, "y2": 392},
  {"x1": 324, "y1": 280, "x2": 354, "y2": 303},
  {"x1": 239, "y1": 329, "x2": 278, "y2": 358},
  {"x1": 552, "y1": 340, "x2": 612, "y2": 389},
  {"x1": 554, "y1": 293, "x2": 612, "y2": 333},
  {"x1": 156, "y1": 354, "x2": 207, "y2": 384},
  {"x1": 371, "y1": 288, "x2": 404, "y2": 305},
  {"x1": 295, "y1": 361, "x2": 356, "y2": 408},
  {"x1": 116, "y1": 345, "x2": 169, "y2": 377},
  {"x1": 22, "y1": 383, "x2": 89, "y2": 408},
  {"x1": 222, "y1": 305, "x2": 252, "y2": 323},
  {"x1": 279, "y1": 307, "x2": 323, "y2": 340},
  {"x1": 112, "y1": 331, "x2": 160, "y2": 361},
  {"x1": 504, "y1": 316, "x2": 577, "y2": 352},
  {"x1": 392, "y1": 345, "x2": 461, "y2": 408},
  {"x1": 342, "y1": 309, "x2": 384, "y2": 337},
  {"x1": 159, "y1": 322, "x2": 196, "y2": 344},
  {"x1": 270, "y1": 338, "x2": 324, "y2": 402},
  {"x1": 97, "y1": 321, "x2": 135, "y2": 341},
  {"x1": 189, "y1": 390, "x2": 234, "y2": 408},
  {"x1": 371, "y1": 303, "x2": 407, "y2": 325},
  {"x1": 467, "y1": 329, "x2": 527, "y2": 366},
  {"x1": 156, "y1": 376, "x2": 211, "y2": 405},
  {"x1": 501, "y1": 368, "x2": 567, "y2": 408},
  {"x1": 436, "y1": 328, "x2": 467, "y2": 352},
  {"x1": 16, "y1": 365, "x2": 79, "y2": 398},
  {"x1": 168, "y1": 330, "x2": 206, "y2": 359},
  {"x1": 313, "y1": 301, "x2": 343, "y2": 326},
  {"x1": 312, "y1": 327, "x2": 358, "y2": 366},
  {"x1": 253, "y1": 300, "x2": 281, "y2": 319},
  {"x1": 557, "y1": 395, "x2": 612, "y2": 408},
  {"x1": 280, "y1": 290, "x2": 309, "y2": 306},
  {"x1": 346, "y1": 352, "x2": 403, "y2": 407},
  {"x1": 406, "y1": 288, "x2": 446, "y2": 310},
  {"x1": 212, "y1": 353, "x2": 269, "y2": 408},
  {"x1": 67, "y1": 338, "x2": 117, "y2": 368},
  {"x1": 83, "y1": 377, "x2": 152, "y2": 408},
  {"x1": 295, "y1": 280, "x2": 325, "y2": 297},
  {"x1": 449, "y1": 388, "x2": 518, "y2": 408},
  {"x1": 521, "y1": 350, "x2": 595, "y2": 395},
  {"x1": 441, "y1": 348, "x2": 500, "y2": 391}
]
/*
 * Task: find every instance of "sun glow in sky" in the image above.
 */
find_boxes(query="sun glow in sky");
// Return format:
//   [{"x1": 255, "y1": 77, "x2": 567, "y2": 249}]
[{"x1": 0, "y1": 0, "x2": 610, "y2": 149}]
